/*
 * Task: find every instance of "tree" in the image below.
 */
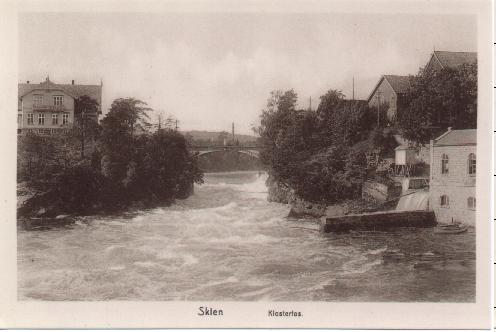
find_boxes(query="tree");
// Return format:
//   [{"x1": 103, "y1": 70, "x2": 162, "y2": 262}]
[
  {"x1": 316, "y1": 90, "x2": 375, "y2": 147},
  {"x1": 105, "y1": 98, "x2": 153, "y2": 135},
  {"x1": 100, "y1": 98, "x2": 152, "y2": 184},
  {"x1": 74, "y1": 95, "x2": 100, "y2": 159},
  {"x1": 18, "y1": 96, "x2": 202, "y2": 217},
  {"x1": 257, "y1": 88, "x2": 379, "y2": 204},
  {"x1": 257, "y1": 89, "x2": 299, "y2": 165},
  {"x1": 155, "y1": 110, "x2": 177, "y2": 131},
  {"x1": 399, "y1": 63, "x2": 477, "y2": 144}
]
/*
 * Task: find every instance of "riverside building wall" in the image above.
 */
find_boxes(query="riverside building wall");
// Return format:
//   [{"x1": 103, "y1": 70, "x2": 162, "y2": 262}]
[{"x1": 429, "y1": 129, "x2": 476, "y2": 226}]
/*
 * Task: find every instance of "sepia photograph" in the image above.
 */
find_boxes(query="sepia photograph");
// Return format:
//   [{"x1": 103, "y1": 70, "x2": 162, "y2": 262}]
[{"x1": 0, "y1": 0, "x2": 492, "y2": 329}]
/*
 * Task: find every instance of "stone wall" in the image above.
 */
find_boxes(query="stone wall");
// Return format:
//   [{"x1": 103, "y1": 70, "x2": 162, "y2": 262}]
[
  {"x1": 266, "y1": 175, "x2": 342, "y2": 218},
  {"x1": 287, "y1": 196, "x2": 327, "y2": 218},
  {"x1": 362, "y1": 180, "x2": 402, "y2": 204},
  {"x1": 320, "y1": 210, "x2": 436, "y2": 232}
]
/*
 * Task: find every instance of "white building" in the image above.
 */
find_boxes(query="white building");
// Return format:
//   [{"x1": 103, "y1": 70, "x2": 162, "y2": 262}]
[{"x1": 429, "y1": 129, "x2": 476, "y2": 226}]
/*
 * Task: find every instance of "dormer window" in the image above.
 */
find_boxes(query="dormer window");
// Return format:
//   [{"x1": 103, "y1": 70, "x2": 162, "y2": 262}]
[{"x1": 53, "y1": 95, "x2": 63, "y2": 106}]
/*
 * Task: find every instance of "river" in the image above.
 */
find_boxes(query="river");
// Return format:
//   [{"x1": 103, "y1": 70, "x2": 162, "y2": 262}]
[{"x1": 18, "y1": 171, "x2": 475, "y2": 301}]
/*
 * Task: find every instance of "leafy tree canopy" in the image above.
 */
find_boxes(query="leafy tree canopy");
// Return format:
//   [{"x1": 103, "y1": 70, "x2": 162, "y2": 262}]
[{"x1": 399, "y1": 63, "x2": 477, "y2": 144}]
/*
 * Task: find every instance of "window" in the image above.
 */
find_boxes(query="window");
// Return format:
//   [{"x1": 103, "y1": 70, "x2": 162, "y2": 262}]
[
  {"x1": 468, "y1": 153, "x2": 476, "y2": 175},
  {"x1": 38, "y1": 113, "x2": 45, "y2": 125},
  {"x1": 441, "y1": 153, "x2": 449, "y2": 174},
  {"x1": 62, "y1": 113, "x2": 69, "y2": 125},
  {"x1": 27, "y1": 113, "x2": 33, "y2": 125},
  {"x1": 440, "y1": 195, "x2": 450, "y2": 207},
  {"x1": 52, "y1": 113, "x2": 59, "y2": 125},
  {"x1": 33, "y1": 94, "x2": 43, "y2": 105},
  {"x1": 53, "y1": 95, "x2": 63, "y2": 106},
  {"x1": 467, "y1": 197, "x2": 476, "y2": 210}
]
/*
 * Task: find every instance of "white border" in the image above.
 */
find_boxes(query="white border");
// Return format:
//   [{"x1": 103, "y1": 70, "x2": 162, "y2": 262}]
[{"x1": 0, "y1": 0, "x2": 492, "y2": 329}]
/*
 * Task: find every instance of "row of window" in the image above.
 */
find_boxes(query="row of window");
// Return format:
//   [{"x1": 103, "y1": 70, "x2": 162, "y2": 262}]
[
  {"x1": 33, "y1": 94, "x2": 64, "y2": 106},
  {"x1": 21, "y1": 113, "x2": 69, "y2": 126},
  {"x1": 440, "y1": 195, "x2": 476, "y2": 210},
  {"x1": 440, "y1": 153, "x2": 476, "y2": 175},
  {"x1": 23, "y1": 128, "x2": 68, "y2": 135}
]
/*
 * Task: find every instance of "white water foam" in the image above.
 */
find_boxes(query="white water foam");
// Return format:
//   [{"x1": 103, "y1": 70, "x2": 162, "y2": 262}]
[{"x1": 396, "y1": 191, "x2": 429, "y2": 211}]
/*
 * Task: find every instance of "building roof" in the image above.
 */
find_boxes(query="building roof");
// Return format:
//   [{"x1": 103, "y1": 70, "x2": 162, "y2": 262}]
[
  {"x1": 434, "y1": 129, "x2": 476, "y2": 146},
  {"x1": 432, "y1": 51, "x2": 477, "y2": 69},
  {"x1": 19, "y1": 78, "x2": 102, "y2": 107},
  {"x1": 367, "y1": 75, "x2": 412, "y2": 102},
  {"x1": 383, "y1": 75, "x2": 412, "y2": 94}
]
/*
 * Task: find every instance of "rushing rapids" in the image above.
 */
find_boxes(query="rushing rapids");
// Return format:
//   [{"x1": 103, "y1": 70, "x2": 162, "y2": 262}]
[{"x1": 18, "y1": 171, "x2": 474, "y2": 301}]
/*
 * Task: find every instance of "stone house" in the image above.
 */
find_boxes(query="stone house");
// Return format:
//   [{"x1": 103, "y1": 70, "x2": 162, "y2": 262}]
[
  {"x1": 429, "y1": 128, "x2": 476, "y2": 226},
  {"x1": 367, "y1": 75, "x2": 411, "y2": 125},
  {"x1": 18, "y1": 77, "x2": 102, "y2": 135}
]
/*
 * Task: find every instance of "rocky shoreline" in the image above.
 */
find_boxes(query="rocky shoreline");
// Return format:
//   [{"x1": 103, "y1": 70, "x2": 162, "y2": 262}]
[
  {"x1": 17, "y1": 180, "x2": 194, "y2": 224},
  {"x1": 266, "y1": 174, "x2": 389, "y2": 219}
]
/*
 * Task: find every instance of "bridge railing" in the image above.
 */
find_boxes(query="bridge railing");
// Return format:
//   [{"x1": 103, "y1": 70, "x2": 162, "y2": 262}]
[{"x1": 191, "y1": 145, "x2": 260, "y2": 150}]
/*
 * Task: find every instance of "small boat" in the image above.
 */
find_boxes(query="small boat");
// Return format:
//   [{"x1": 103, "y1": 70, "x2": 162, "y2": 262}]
[{"x1": 435, "y1": 223, "x2": 467, "y2": 234}]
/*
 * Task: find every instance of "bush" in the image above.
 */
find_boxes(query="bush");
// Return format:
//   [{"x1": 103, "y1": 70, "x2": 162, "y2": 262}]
[{"x1": 18, "y1": 97, "x2": 204, "y2": 217}]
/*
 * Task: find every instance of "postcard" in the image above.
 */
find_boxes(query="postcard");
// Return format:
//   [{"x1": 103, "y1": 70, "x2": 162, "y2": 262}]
[{"x1": 0, "y1": 0, "x2": 492, "y2": 329}]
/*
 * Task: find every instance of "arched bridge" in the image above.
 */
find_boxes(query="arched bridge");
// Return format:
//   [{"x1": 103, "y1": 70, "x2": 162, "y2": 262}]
[{"x1": 191, "y1": 145, "x2": 260, "y2": 159}]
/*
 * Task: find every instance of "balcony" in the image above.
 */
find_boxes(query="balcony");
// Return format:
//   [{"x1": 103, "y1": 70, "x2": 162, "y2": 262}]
[{"x1": 32, "y1": 104, "x2": 68, "y2": 112}]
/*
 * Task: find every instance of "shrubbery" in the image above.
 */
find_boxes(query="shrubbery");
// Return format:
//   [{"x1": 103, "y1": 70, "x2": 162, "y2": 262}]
[
  {"x1": 256, "y1": 89, "x2": 389, "y2": 204},
  {"x1": 17, "y1": 97, "x2": 203, "y2": 217}
]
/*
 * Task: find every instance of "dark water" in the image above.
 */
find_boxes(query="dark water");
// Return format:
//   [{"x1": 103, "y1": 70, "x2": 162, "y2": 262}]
[{"x1": 17, "y1": 171, "x2": 475, "y2": 301}]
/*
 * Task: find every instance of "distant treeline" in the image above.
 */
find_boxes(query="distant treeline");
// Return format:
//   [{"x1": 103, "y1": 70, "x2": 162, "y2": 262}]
[
  {"x1": 18, "y1": 97, "x2": 203, "y2": 217},
  {"x1": 257, "y1": 63, "x2": 477, "y2": 204}
]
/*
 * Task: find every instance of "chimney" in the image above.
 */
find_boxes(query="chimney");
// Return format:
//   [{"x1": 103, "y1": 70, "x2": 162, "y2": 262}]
[
  {"x1": 26, "y1": 80, "x2": 30, "y2": 84},
  {"x1": 72, "y1": 80, "x2": 75, "y2": 85}
]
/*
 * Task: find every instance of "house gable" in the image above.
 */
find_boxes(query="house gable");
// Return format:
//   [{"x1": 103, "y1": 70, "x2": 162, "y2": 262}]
[{"x1": 423, "y1": 51, "x2": 477, "y2": 75}]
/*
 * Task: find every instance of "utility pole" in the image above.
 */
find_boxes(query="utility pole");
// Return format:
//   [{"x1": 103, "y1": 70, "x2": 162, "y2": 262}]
[
  {"x1": 309, "y1": 96, "x2": 312, "y2": 111},
  {"x1": 232, "y1": 122, "x2": 235, "y2": 145},
  {"x1": 175, "y1": 119, "x2": 178, "y2": 131}
]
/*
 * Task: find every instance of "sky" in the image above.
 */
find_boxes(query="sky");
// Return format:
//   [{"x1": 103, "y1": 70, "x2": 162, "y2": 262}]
[{"x1": 18, "y1": 12, "x2": 476, "y2": 134}]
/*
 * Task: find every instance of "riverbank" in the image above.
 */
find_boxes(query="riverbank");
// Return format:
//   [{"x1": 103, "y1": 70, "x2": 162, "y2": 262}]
[
  {"x1": 266, "y1": 174, "x2": 388, "y2": 220},
  {"x1": 17, "y1": 179, "x2": 194, "y2": 223}
]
